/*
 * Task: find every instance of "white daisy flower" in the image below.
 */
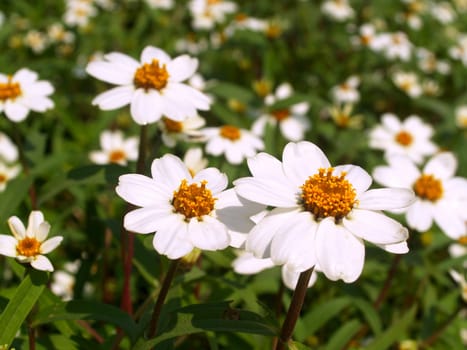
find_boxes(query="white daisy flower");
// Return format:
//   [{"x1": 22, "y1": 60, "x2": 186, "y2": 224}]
[
  {"x1": 234, "y1": 141, "x2": 414, "y2": 283},
  {"x1": 64, "y1": 0, "x2": 97, "y2": 28},
  {"x1": 188, "y1": 0, "x2": 237, "y2": 30},
  {"x1": 0, "y1": 68, "x2": 54, "y2": 122},
  {"x1": 352, "y1": 24, "x2": 382, "y2": 50},
  {"x1": 0, "y1": 211, "x2": 63, "y2": 271},
  {"x1": 392, "y1": 71, "x2": 422, "y2": 98},
  {"x1": 89, "y1": 130, "x2": 139, "y2": 166},
  {"x1": 252, "y1": 83, "x2": 310, "y2": 142},
  {"x1": 24, "y1": 30, "x2": 49, "y2": 54},
  {"x1": 183, "y1": 147, "x2": 208, "y2": 176},
  {"x1": 378, "y1": 32, "x2": 412, "y2": 61},
  {"x1": 0, "y1": 132, "x2": 19, "y2": 163},
  {"x1": 115, "y1": 154, "x2": 261, "y2": 259},
  {"x1": 158, "y1": 115, "x2": 206, "y2": 148},
  {"x1": 373, "y1": 152, "x2": 467, "y2": 239},
  {"x1": 203, "y1": 125, "x2": 264, "y2": 165},
  {"x1": 86, "y1": 46, "x2": 211, "y2": 125},
  {"x1": 0, "y1": 161, "x2": 21, "y2": 192},
  {"x1": 321, "y1": 0, "x2": 354, "y2": 21},
  {"x1": 455, "y1": 105, "x2": 467, "y2": 129},
  {"x1": 331, "y1": 76, "x2": 360, "y2": 104},
  {"x1": 369, "y1": 113, "x2": 438, "y2": 164}
]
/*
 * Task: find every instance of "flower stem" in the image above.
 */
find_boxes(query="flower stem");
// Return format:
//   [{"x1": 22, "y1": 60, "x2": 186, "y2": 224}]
[
  {"x1": 274, "y1": 266, "x2": 314, "y2": 350},
  {"x1": 148, "y1": 259, "x2": 180, "y2": 338},
  {"x1": 120, "y1": 124, "x2": 148, "y2": 315}
]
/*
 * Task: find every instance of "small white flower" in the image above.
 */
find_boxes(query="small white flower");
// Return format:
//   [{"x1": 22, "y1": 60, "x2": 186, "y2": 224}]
[
  {"x1": 64, "y1": 0, "x2": 97, "y2": 27},
  {"x1": 0, "y1": 211, "x2": 63, "y2": 271},
  {"x1": 378, "y1": 32, "x2": 412, "y2": 61},
  {"x1": 416, "y1": 48, "x2": 451, "y2": 75},
  {"x1": 86, "y1": 46, "x2": 211, "y2": 125},
  {"x1": 234, "y1": 141, "x2": 414, "y2": 283},
  {"x1": 47, "y1": 23, "x2": 75, "y2": 44},
  {"x1": 455, "y1": 105, "x2": 467, "y2": 129},
  {"x1": 203, "y1": 125, "x2": 264, "y2": 164},
  {"x1": 0, "y1": 132, "x2": 19, "y2": 163},
  {"x1": 373, "y1": 152, "x2": 467, "y2": 239},
  {"x1": 0, "y1": 161, "x2": 21, "y2": 192},
  {"x1": 253, "y1": 83, "x2": 310, "y2": 142},
  {"x1": 116, "y1": 154, "x2": 261, "y2": 259},
  {"x1": 189, "y1": 0, "x2": 237, "y2": 30},
  {"x1": 392, "y1": 71, "x2": 422, "y2": 98},
  {"x1": 183, "y1": 147, "x2": 208, "y2": 176},
  {"x1": 158, "y1": 115, "x2": 206, "y2": 148},
  {"x1": 369, "y1": 113, "x2": 438, "y2": 164},
  {"x1": 321, "y1": 0, "x2": 354, "y2": 21},
  {"x1": 24, "y1": 30, "x2": 49, "y2": 54},
  {"x1": 332, "y1": 76, "x2": 360, "y2": 104},
  {"x1": 89, "y1": 130, "x2": 139, "y2": 166},
  {"x1": 144, "y1": 0, "x2": 174, "y2": 9},
  {"x1": 430, "y1": 2, "x2": 456, "y2": 24},
  {"x1": 0, "y1": 68, "x2": 54, "y2": 122}
]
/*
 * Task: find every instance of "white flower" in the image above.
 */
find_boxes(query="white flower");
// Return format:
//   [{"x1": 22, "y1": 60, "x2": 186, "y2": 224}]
[
  {"x1": 47, "y1": 23, "x2": 75, "y2": 44},
  {"x1": 392, "y1": 71, "x2": 422, "y2": 98},
  {"x1": 51, "y1": 260, "x2": 94, "y2": 300},
  {"x1": 430, "y1": 2, "x2": 456, "y2": 24},
  {"x1": 449, "y1": 270, "x2": 467, "y2": 302},
  {"x1": 252, "y1": 83, "x2": 310, "y2": 142},
  {"x1": 0, "y1": 68, "x2": 54, "y2": 122},
  {"x1": 321, "y1": 0, "x2": 354, "y2": 21},
  {"x1": 86, "y1": 46, "x2": 211, "y2": 125},
  {"x1": 89, "y1": 130, "x2": 139, "y2": 165},
  {"x1": 233, "y1": 251, "x2": 318, "y2": 290},
  {"x1": 234, "y1": 141, "x2": 414, "y2": 283},
  {"x1": 116, "y1": 154, "x2": 261, "y2": 259},
  {"x1": 0, "y1": 132, "x2": 19, "y2": 163},
  {"x1": 0, "y1": 211, "x2": 63, "y2": 271},
  {"x1": 449, "y1": 34, "x2": 467, "y2": 66},
  {"x1": 331, "y1": 76, "x2": 360, "y2": 104},
  {"x1": 144, "y1": 0, "x2": 174, "y2": 9},
  {"x1": 24, "y1": 30, "x2": 49, "y2": 54},
  {"x1": 64, "y1": 0, "x2": 97, "y2": 27},
  {"x1": 158, "y1": 115, "x2": 206, "y2": 147},
  {"x1": 183, "y1": 147, "x2": 208, "y2": 176},
  {"x1": 416, "y1": 48, "x2": 451, "y2": 75},
  {"x1": 378, "y1": 32, "x2": 412, "y2": 61},
  {"x1": 189, "y1": 0, "x2": 237, "y2": 30},
  {"x1": 373, "y1": 152, "x2": 467, "y2": 239},
  {"x1": 455, "y1": 105, "x2": 467, "y2": 129},
  {"x1": 0, "y1": 161, "x2": 21, "y2": 192},
  {"x1": 203, "y1": 125, "x2": 264, "y2": 164},
  {"x1": 353, "y1": 24, "x2": 382, "y2": 50},
  {"x1": 369, "y1": 113, "x2": 438, "y2": 164}
]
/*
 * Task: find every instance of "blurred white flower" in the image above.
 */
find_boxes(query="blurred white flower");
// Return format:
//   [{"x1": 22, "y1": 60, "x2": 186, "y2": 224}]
[
  {"x1": 321, "y1": 0, "x2": 354, "y2": 21},
  {"x1": 0, "y1": 211, "x2": 63, "y2": 271},
  {"x1": 449, "y1": 34, "x2": 467, "y2": 66},
  {"x1": 430, "y1": 2, "x2": 456, "y2": 24},
  {"x1": 373, "y1": 152, "x2": 467, "y2": 239},
  {"x1": 203, "y1": 125, "x2": 264, "y2": 164},
  {"x1": 234, "y1": 141, "x2": 413, "y2": 283},
  {"x1": 144, "y1": 0, "x2": 173, "y2": 9},
  {"x1": 378, "y1": 32, "x2": 412, "y2": 61},
  {"x1": 158, "y1": 115, "x2": 206, "y2": 148},
  {"x1": 0, "y1": 161, "x2": 21, "y2": 192},
  {"x1": 392, "y1": 71, "x2": 422, "y2": 98},
  {"x1": 64, "y1": 0, "x2": 97, "y2": 27},
  {"x1": 352, "y1": 24, "x2": 384, "y2": 51},
  {"x1": 455, "y1": 105, "x2": 467, "y2": 129},
  {"x1": 448, "y1": 238, "x2": 467, "y2": 268},
  {"x1": 51, "y1": 260, "x2": 94, "y2": 300},
  {"x1": 0, "y1": 68, "x2": 54, "y2": 122},
  {"x1": 47, "y1": 23, "x2": 75, "y2": 44},
  {"x1": 416, "y1": 48, "x2": 451, "y2": 74},
  {"x1": 86, "y1": 46, "x2": 211, "y2": 125},
  {"x1": 89, "y1": 130, "x2": 138, "y2": 165},
  {"x1": 189, "y1": 0, "x2": 237, "y2": 30},
  {"x1": 332, "y1": 76, "x2": 360, "y2": 104},
  {"x1": 24, "y1": 30, "x2": 48, "y2": 54},
  {"x1": 0, "y1": 132, "x2": 19, "y2": 163}
]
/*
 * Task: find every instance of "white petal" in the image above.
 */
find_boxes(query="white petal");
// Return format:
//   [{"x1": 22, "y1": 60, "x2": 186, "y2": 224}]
[
  {"x1": 234, "y1": 177, "x2": 297, "y2": 207},
  {"x1": 13, "y1": 68, "x2": 38, "y2": 84},
  {"x1": 27, "y1": 211, "x2": 45, "y2": 236},
  {"x1": 20, "y1": 96, "x2": 54, "y2": 112},
  {"x1": 233, "y1": 252, "x2": 275, "y2": 275},
  {"x1": 86, "y1": 61, "x2": 134, "y2": 85},
  {"x1": 8, "y1": 216, "x2": 26, "y2": 239},
  {"x1": 30, "y1": 255, "x2": 54, "y2": 271},
  {"x1": 334, "y1": 165, "x2": 372, "y2": 195},
  {"x1": 36, "y1": 222, "x2": 50, "y2": 242},
  {"x1": 167, "y1": 55, "x2": 198, "y2": 83},
  {"x1": 406, "y1": 201, "x2": 433, "y2": 232},
  {"x1": 116, "y1": 174, "x2": 169, "y2": 207},
  {"x1": 343, "y1": 209, "x2": 409, "y2": 245},
  {"x1": 315, "y1": 218, "x2": 365, "y2": 283},
  {"x1": 279, "y1": 117, "x2": 308, "y2": 142},
  {"x1": 276, "y1": 83, "x2": 293, "y2": 99},
  {"x1": 40, "y1": 236, "x2": 63, "y2": 254},
  {"x1": 433, "y1": 204, "x2": 466, "y2": 239},
  {"x1": 124, "y1": 206, "x2": 173, "y2": 234},
  {"x1": 151, "y1": 154, "x2": 191, "y2": 190},
  {"x1": 376, "y1": 241, "x2": 409, "y2": 254},
  {"x1": 5, "y1": 102, "x2": 29, "y2": 122},
  {"x1": 25, "y1": 81, "x2": 54, "y2": 96},
  {"x1": 104, "y1": 52, "x2": 140, "y2": 70},
  {"x1": 152, "y1": 215, "x2": 193, "y2": 259},
  {"x1": 424, "y1": 152, "x2": 457, "y2": 180},
  {"x1": 130, "y1": 89, "x2": 163, "y2": 125},
  {"x1": 281, "y1": 264, "x2": 317, "y2": 290},
  {"x1": 141, "y1": 46, "x2": 171, "y2": 65},
  {"x1": 92, "y1": 85, "x2": 134, "y2": 110},
  {"x1": 193, "y1": 168, "x2": 228, "y2": 194},
  {"x1": 358, "y1": 188, "x2": 415, "y2": 210},
  {"x1": 0, "y1": 235, "x2": 19, "y2": 257},
  {"x1": 188, "y1": 216, "x2": 230, "y2": 250}
]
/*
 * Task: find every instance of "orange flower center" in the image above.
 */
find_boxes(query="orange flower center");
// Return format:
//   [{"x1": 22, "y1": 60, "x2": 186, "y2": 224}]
[
  {"x1": 0, "y1": 78, "x2": 22, "y2": 101},
  {"x1": 172, "y1": 179, "x2": 216, "y2": 220},
  {"x1": 0, "y1": 173, "x2": 7, "y2": 184},
  {"x1": 395, "y1": 130, "x2": 413, "y2": 146},
  {"x1": 301, "y1": 167, "x2": 357, "y2": 221},
  {"x1": 271, "y1": 109, "x2": 290, "y2": 122},
  {"x1": 413, "y1": 174, "x2": 443, "y2": 202},
  {"x1": 16, "y1": 237, "x2": 41, "y2": 257},
  {"x1": 108, "y1": 150, "x2": 126, "y2": 163},
  {"x1": 458, "y1": 236, "x2": 467, "y2": 245},
  {"x1": 220, "y1": 125, "x2": 241, "y2": 141},
  {"x1": 162, "y1": 117, "x2": 183, "y2": 133},
  {"x1": 133, "y1": 59, "x2": 169, "y2": 91}
]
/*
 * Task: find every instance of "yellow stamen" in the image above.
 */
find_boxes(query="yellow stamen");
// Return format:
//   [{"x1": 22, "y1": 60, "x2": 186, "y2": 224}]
[
  {"x1": 271, "y1": 109, "x2": 290, "y2": 122},
  {"x1": 16, "y1": 237, "x2": 41, "y2": 257},
  {"x1": 300, "y1": 167, "x2": 357, "y2": 221},
  {"x1": 413, "y1": 174, "x2": 443, "y2": 201},
  {"x1": 162, "y1": 117, "x2": 183, "y2": 133},
  {"x1": 220, "y1": 125, "x2": 241, "y2": 141},
  {"x1": 0, "y1": 174, "x2": 7, "y2": 184},
  {"x1": 172, "y1": 179, "x2": 216, "y2": 220},
  {"x1": 395, "y1": 130, "x2": 413, "y2": 146},
  {"x1": 109, "y1": 150, "x2": 126, "y2": 163},
  {"x1": 133, "y1": 59, "x2": 169, "y2": 91},
  {"x1": 0, "y1": 78, "x2": 22, "y2": 101},
  {"x1": 458, "y1": 236, "x2": 467, "y2": 245}
]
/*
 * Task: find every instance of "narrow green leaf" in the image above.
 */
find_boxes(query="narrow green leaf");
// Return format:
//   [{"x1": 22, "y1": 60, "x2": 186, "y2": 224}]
[
  {"x1": 0, "y1": 176, "x2": 34, "y2": 224},
  {"x1": 352, "y1": 298, "x2": 383, "y2": 335},
  {"x1": 325, "y1": 319, "x2": 362, "y2": 350},
  {"x1": 0, "y1": 269, "x2": 48, "y2": 345}
]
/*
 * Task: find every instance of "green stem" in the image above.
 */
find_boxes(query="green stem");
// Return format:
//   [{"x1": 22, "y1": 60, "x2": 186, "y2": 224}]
[
  {"x1": 274, "y1": 266, "x2": 314, "y2": 350},
  {"x1": 148, "y1": 259, "x2": 180, "y2": 338}
]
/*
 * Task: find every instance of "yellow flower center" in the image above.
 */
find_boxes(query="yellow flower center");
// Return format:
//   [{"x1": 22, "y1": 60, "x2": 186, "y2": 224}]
[
  {"x1": 0, "y1": 78, "x2": 22, "y2": 101},
  {"x1": 109, "y1": 150, "x2": 126, "y2": 163},
  {"x1": 162, "y1": 117, "x2": 183, "y2": 133},
  {"x1": 133, "y1": 59, "x2": 169, "y2": 91},
  {"x1": 220, "y1": 125, "x2": 241, "y2": 141},
  {"x1": 172, "y1": 179, "x2": 216, "y2": 220},
  {"x1": 300, "y1": 167, "x2": 357, "y2": 221},
  {"x1": 0, "y1": 173, "x2": 7, "y2": 184},
  {"x1": 271, "y1": 109, "x2": 290, "y2": 122},
  {"x1": 16, "y1": 237, "x2": 41, "y2": 257},
  {"x1": 413, "y1": 174, "x2": 443, "y2": 201},
  {"x1": 395, "y1": 130, "x2": 413, "y2": 146},
  {"x1": 207, "y1": 0, "x2": 221, "y2": 4},
  {"x1": 458, "y1": 236, "x2": 467, "y2": 245}
]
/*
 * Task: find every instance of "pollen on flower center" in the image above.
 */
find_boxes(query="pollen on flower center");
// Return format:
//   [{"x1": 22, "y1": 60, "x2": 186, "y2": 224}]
[
  {"x1": 458, "y1": 236, "x2": 467, "y2": 245},
  {"x1": 0, "y1": 78, "x2": 22, "y2": 101},
  {"x1": 220, "y1": 125, "x2": 241, "y2": 141},
  {"x1": 395, "y1": 130, "x2": 413, "y2": 146},
  {"x1": 0, "y1": 174, "x2": 7, "y2": 183},
  {"x1": 271, "y1": 109, "x2": 290, "y2": 121},
  {"x1": 109, "y1": 150, "x2": 126, "y2": 163},
  {"x1": 16, "y1": 237, "x2": 41, "y2": 257},
  {"x1": 413, "y1": 174, "x2": 443, "y2": 201},
  {"x1": 163, "y1": 117, "x2": 183, "y2": 133},
  {"x1": 133, "y1": 59, "x2": 169, "y2": 91},
  {"x1": 300, "y1": 167, "x2": 357, "y2": 221},
  {"x1": 172, "y1": 179, "x2": 216, "y2": 220}
]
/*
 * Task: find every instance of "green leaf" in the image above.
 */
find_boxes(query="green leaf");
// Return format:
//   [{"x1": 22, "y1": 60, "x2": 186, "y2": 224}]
[
  {"x1": 365, "y1": 306, "x2": 417, "y2": 350},
  {"x1": 0, "y1": 269, "x2": 48, "y2": 345},
  {"x1": 31, "y1": 300, "x2": 138, "y2": 343},
  {"x1": 0, "y1": 176, "x2": 34, "y2": 224},
  {"x1": 352, "y1": 298, "x2": 383, "y2": 335},
  {"x1": 325, "y1": 319, "x2": 362, "y2": 350}
]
